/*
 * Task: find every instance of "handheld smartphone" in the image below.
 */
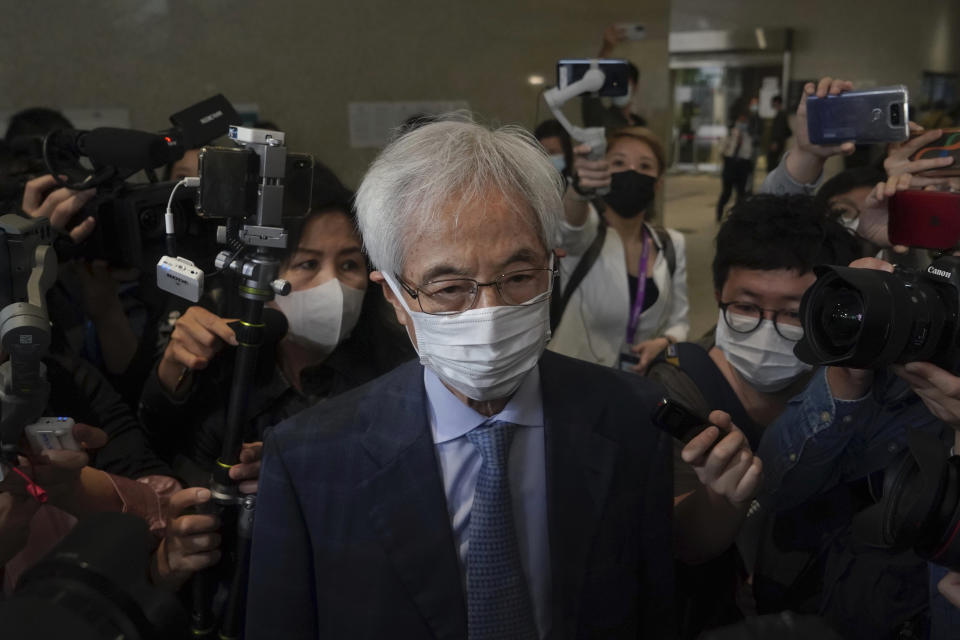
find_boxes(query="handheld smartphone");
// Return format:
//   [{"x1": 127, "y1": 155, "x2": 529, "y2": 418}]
[
  {"x1": 888, "y1": 190, "x2": 960, "y2": 250},
  {"x1": 557, "y1": 59, "x2": 631, "y2": 97},
  {"x1": 25, "y1": 417, "x2": 80, "y2": 454},
  {"x1": 650, "y1": 398, "x2": 716, "y2": 445},
  {"x1": 617, "y1": 352, "x2": 640, "y2": 372},
  {"x1": 910, "y1": 128, "x2": 960, "y2": 177},
  {"x1": 197, "y1": 148, "x2": 314, "y2": 220},
  {"x1": 617, "y1": 23, "x2": 646, "y2": 40},
  {"x1": 806, "y1": 85, "x2": 910, "y2": 145}
]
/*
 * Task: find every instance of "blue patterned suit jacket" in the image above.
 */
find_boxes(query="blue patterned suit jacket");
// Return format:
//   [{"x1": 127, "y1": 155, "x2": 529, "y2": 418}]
[{"x1": 246, "y1": 350, "x2": 674, "y2": 639}]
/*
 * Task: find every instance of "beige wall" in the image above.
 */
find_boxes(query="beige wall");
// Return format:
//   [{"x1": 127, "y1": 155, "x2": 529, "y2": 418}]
[
  {"x1": 0, "y1": 1, "x2": 671, "y2": 187},
  {"x1": 672, "y1": 0, "x2": 960, "y2": 95}
]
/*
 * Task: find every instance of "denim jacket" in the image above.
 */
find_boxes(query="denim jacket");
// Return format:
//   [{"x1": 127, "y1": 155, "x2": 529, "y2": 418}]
[{"x1": 757, "y1": 366, "x2": 943, "y2": 512}]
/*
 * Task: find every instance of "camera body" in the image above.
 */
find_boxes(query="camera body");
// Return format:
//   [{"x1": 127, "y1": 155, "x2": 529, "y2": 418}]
[{"x1": 795, "y1": 255, "x2": 960, "y2": 370}]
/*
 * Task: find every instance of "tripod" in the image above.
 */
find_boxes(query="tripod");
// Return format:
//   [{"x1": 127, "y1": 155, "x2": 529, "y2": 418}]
[{"x1": 188, "y1": 127, "x2": 293, "y2": 640}]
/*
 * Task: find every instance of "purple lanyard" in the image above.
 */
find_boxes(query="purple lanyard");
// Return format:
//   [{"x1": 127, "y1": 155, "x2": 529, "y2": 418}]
[{"x1": 626, "y1": 228, "x2": 651, "y2": 345}]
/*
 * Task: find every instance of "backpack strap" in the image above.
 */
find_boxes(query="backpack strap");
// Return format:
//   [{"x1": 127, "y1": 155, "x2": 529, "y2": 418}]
[
  {"x1": 651, "y1": 226, "x2": 676, "y2": 277},
  {"x1": 550, "y1": 209, "x2": 608, "y2": 333}
]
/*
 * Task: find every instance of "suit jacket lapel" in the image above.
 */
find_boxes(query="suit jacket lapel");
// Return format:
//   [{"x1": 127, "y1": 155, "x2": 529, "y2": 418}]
[
  {"x1": 358, "y1": 362, "x2": 467, "y2": 639},
  {"x1": 539, "y1": 352, "x2": 619, "y2": 636}
]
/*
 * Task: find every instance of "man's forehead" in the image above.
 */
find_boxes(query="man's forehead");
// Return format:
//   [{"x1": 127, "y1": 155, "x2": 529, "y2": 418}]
[{"x1": 725, "y1": 267, "x2": 815, "y2": 297}]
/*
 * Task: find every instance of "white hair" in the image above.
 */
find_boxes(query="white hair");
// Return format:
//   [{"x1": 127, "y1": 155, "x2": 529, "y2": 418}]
[{"x1": 354, "y1": 114, "x2": 564, "y2": 274}]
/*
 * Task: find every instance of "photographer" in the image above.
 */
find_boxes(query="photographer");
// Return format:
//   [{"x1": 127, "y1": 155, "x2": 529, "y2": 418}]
[
  {"x1": 20, "y1": 174, "x2": 150, "y2": 408},
  {"x1": 753, "y1": 168, "x2": 960, "y2": 636},
  {"x1": 138, "y1": 178, "x2": 414, "y2": 485}
]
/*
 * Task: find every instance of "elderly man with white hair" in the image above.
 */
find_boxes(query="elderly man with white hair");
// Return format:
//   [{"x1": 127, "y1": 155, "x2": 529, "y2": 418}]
[{"x1": 246, "y1": 118, "x2": 676, "y2": 639}]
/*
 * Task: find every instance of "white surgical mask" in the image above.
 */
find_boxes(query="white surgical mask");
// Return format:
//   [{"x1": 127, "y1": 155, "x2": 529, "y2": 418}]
[
  {"x1": 382, "y1": 270, "x2": 552, "y2": 401},
  {"x1": 549, "y1": 153, "x2": 566, "y2": 174},
  {"x1": 273, "y1": 278, "x2": 365, "y2": 353},
  {"x1": 839, "y1": 214, "x2": 860, "y2": 233},
  {"x1": 612, "y1": 88, "x2": 633, "y2": 108},
  {"x1": 715, "y1": 312, "x2": 812, "y2": 393}
]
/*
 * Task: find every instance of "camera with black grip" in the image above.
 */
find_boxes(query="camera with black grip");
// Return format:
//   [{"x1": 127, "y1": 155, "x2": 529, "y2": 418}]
[
  {"x1": 796, "y1": 250, "x2": 960, "y2": 568},
  {"x1": 795, "y1": 255, "x2": 960, "y2": 370}
]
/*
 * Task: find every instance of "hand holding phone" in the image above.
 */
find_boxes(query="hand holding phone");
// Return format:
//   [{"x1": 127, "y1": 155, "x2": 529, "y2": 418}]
[
  {"x1": 910, "y1": 128, "x2": 960, "y2": 177},
  {"x1": 651, "y1": 398, "x2": 716, "y2": 445},
  {"x1": 658, "y1": 405, "x2": 762, "y2": 507},
  {"x1": 806, "y1": 85, "x2": 910, "y2": 145}
]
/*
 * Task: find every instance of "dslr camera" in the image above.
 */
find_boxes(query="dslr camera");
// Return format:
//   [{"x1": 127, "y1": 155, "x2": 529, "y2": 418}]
[
  {"x1": 794, "y1": 254, "x2": 960, "y2": 370},
  {"x1": 795, "y1": 189, "x2": 960, "y2": 569}
]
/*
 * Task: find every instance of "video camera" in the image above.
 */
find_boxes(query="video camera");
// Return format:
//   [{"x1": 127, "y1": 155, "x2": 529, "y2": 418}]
[{"x1": 39, "y1": 95, "x2": 240, "y2": 269}]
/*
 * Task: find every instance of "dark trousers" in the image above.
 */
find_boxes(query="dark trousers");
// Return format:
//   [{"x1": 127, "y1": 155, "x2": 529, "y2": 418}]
[{"x1": 717, "y1": 157, "x2": 752, "y2": 221}]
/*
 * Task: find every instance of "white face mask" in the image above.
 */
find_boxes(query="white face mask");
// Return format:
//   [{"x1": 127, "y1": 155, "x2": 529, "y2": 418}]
[
  {"x1": 382, "y1": 270, "x2": 552, "y2": 401},
  {"x1": 549, "y1": 153, "x2": 566, "y2": 174},
  {"x1": 715, "y1": 312, "x2": 813, "y2": 393},
  {"x1": 273, "y1": 278, "x2": 365, "y2": 353},
  {"x1": 839, "y1": 214, "x2": 860, "y2": 233},
  {"x1": 612, "y1": 88, "x2": 633, "y2": 108}
]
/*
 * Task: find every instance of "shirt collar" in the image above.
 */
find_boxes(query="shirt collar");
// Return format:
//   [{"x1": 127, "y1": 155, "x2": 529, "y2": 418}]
[{"x1": 424, "y1": 367, "x2": 544, "y2": 444}]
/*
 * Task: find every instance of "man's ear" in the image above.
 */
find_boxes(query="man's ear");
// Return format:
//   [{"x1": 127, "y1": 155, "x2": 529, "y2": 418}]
[
  {"x1": 714, "y1": 289, "x2": 721, "y2": 304},
  {"x1": 371, "y1": 271, "x2": 409, "y2": 329}
]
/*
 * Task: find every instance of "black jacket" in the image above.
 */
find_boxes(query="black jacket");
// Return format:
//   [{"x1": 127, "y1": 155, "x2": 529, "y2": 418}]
[
  {"x1": 138, "y1": 291, "x2": 415, "y2": 477},
  {"x1": 247, "y1": 351, "x2": 675, "y2": 639}
]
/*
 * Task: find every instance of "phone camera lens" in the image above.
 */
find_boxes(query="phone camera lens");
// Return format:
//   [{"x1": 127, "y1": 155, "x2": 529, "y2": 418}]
[{"x1": 890, "y1": 104, "x2": 901, "y2": 125}]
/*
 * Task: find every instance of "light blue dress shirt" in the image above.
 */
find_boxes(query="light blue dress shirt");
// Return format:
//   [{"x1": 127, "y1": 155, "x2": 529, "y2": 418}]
[{"x1": 424, "y1": 367, "x2": 551, "y2": 639}]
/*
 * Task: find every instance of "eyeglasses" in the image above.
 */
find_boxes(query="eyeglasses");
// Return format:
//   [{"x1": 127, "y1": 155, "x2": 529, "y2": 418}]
[
  {"x1": 719, "y1": 301, "x2": 803, "y2": 341},
  {"x1": 396, "y1": 263, "x2": 558, "y2": 315}
]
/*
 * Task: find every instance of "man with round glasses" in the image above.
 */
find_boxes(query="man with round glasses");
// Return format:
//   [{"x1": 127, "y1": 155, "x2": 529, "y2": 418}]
[
  {"x1": 246, "y1": 118, "x2": 678, "y2": 638},
  {"x1": 645, "y1": 193, "x2": 860, "y2": 634}
]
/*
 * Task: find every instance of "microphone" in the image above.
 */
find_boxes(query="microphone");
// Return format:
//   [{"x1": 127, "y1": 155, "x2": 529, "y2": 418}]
[{"x1": 75, "y1": 127, "x2": 185, "y2": 170}]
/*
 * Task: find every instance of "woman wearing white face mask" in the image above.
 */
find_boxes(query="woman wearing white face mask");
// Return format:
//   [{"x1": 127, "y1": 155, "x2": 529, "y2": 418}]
[{"x1": 139, "y1": 170, "x2": 414, "y2": 486}]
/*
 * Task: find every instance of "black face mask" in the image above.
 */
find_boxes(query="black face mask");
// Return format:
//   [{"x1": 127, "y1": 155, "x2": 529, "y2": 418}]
[{"x1": 603, "y1": 170, "x2": 657, "y2": 219}]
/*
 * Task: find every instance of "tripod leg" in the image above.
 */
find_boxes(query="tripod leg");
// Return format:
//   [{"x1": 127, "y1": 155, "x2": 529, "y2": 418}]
[
  {"x1": 220, "y1": 494, "x2": 256, "y2": 639},
  {"x1": 191, "y1": 498, "x2": 219, "y2": 638}
]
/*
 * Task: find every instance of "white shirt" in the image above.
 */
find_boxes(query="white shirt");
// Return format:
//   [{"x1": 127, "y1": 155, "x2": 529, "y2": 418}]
[{"x1": 548, "y1": 204, "x2": 690, "y2": 367}]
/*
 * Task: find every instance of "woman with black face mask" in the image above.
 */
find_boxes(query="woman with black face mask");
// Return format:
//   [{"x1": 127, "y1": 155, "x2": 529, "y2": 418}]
[{"x1": 548, "y1": 127, "x2": 690, "y2": 374}]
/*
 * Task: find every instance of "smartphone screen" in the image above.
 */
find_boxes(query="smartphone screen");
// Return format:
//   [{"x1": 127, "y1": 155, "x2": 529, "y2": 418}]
[
  {"x1": 197, "y1": 146, "x2": 259, "y2": 218},
  {"x1": 806, "y1": 86, "x2": 910, "y2": 144},
  {"x1": 557, "y1": 59, "x2": 631, "y2": 97}
]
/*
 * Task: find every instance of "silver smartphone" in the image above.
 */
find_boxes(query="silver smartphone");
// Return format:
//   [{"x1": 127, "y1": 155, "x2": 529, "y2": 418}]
[{"x1": 806, "y1": 85, "x2": 910, "y2": 145}]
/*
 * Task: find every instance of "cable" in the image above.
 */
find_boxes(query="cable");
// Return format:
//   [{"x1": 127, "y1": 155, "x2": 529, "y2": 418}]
[{"x1": 164, "y1": 176, "x2": 200, "y2": 257}]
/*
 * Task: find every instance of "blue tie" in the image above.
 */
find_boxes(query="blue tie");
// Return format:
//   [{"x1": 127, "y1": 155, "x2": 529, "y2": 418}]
[{"x1": 465, "y1": 420, "x2": 538, "y2": 640}]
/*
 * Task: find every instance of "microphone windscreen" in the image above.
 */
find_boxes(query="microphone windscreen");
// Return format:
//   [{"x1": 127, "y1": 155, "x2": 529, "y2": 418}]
[{"x1": 78, "y1": 128, "x2": 183, "y2": 170}]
